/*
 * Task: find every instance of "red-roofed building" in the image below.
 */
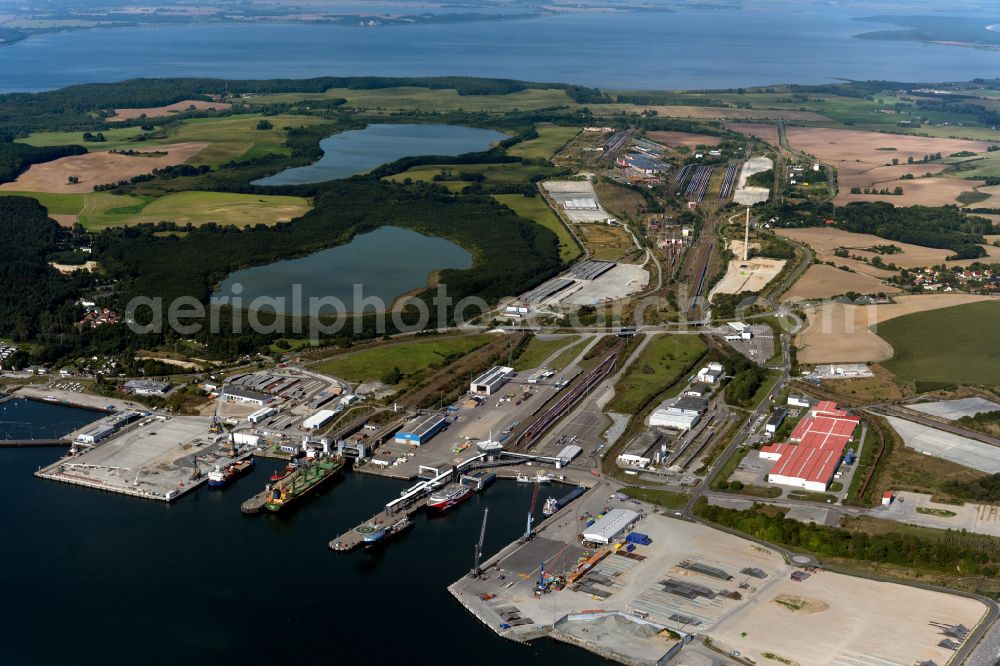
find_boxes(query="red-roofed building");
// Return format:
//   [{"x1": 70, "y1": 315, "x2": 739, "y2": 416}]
[{"x1": 759, "y1": 401, "x2": 860, "y2": 491}]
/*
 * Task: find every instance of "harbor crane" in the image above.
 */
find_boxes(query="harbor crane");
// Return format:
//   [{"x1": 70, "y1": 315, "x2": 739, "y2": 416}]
[
  {"x1": 523, "y1": 481, "x2": 540, "y2": 542},
  {"x1": 470, "y1": 507, "x2": 489, "y2": 578}
]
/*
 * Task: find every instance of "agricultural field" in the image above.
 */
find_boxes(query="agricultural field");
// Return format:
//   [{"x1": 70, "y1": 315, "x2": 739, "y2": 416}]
[
  {"x1": 783, "y1": 126, "x2": 997, "y2": 206},
  {"x1": 512, "y1": 334, "x2": 580, "y2": 372},
  {"x1": 725, "y1": 122, "x2": 780, "y2": 147},
  {"x1": 781, "y1": 264, "x2": 900, "y2": 302},
  {"x1": 107, "y1": 99, "x2": 232, "y2": 121},
  {"x1": 507, "y1": 125, "x2": 580, "y2": 159},
  {"x1": 80, "y1": 191, "x2": 311, "y2": 230},
  {"x1": 386, "y1": 162, "x2": 555, "y2": 189},
  {"x1": 645, "y1": 130, "x2": 720, "y2": 149},
  {"x1": 248, "y1": 86, "x2": 576, "y2": 112},
  {"x1": 795, "y1": 294, "x2": 998, "y2": 365},
  {"x1": 600, "y1": 104, "x2": 829, "y2": 122},
  {"x1": 606, "y1": 334, "x2": 707, "y2": 414},
  {"x1": 0, "y1": 143, "x2": 208, "y2": 193},
  {"x1": 313, "y1": 334, "x2": 493, "y2": 384},
  {"x1": 775, "y1": 227, "x2": 999, "y2": 269},
  {"x1": 21, "y1": 125, "x2": 148, "y2": 151},
  {"x1": 491, "y1": 194, "x2": 580, "y2": 262},
  {"x1": 878, "y1": 301, "x2": 1000, "y2": 386}
]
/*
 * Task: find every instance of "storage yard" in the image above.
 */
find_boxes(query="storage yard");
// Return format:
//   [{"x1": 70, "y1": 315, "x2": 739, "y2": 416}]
[
  {"x1": 885, "y1": 415, "x2": 1000, "y2": 474},
  {"x1": 450, "y1": 497, "x2": 985, "y2": 666},
  {"x1": 543, "y1": 180, "x2": 615, "y2": 224}
]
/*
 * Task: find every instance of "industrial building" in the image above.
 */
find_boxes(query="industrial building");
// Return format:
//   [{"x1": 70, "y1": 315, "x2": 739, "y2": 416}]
[
  {"x1": 231, "y1": 432, "x2": 261, "y2": 448},
  {"x1": 74, "y1": 410, "x2": 145, "y2": 445},
  {"x1": 765, "y1": 408, "x2": 787, "y2": 434},
  {"x1": 683, "y1": 382, "x2": 710, "y2": 398},
  {"x1": 617, "y1": 431, "x2": 662, "y2": 469},
  {"x1": 697, "y1": 362, "x2": 724, "y2": 384},
  {"x1": 760, "y1": 401, "x2": 860, "y2": 491},
  {"x1": 787, "y1": 395, "x2": 811, "y2": 409},
  {"x1": 121, "y1": 379, "x2": 171, "y2": 396},
  {"x1": 582, "y1": 508, "x2": 640, "y2": 544},
  {"x1": 395, "y1": 413, "x2": 447, "y2": 445},
  {"x1": 247, "y1": 406, "x2": 276, "y2": 424},
  {"x1": 649, "y1": 407, "x2": 700, "y2": 431},
  {"x1": 616, "y1": 153, "x2": 667, "y2": 174},
  {"x1": 302, "y1": 409, "x2": 337, "y2": 431},
  {"x1": 562, "y1": 197, "x2": 598, "y2": 210},
  {"x1": 470, "y1": 366, "x2": 514, "y2": 396},
  {"x1": 220, "y1": 385, "x2": 273, "y2": 406}
]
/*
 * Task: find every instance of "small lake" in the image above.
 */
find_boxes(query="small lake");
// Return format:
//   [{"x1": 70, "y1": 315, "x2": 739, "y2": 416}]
[
  {"x1": 212, "y1": 225, "x2": 472, "y2": 313},
  {"x1": 252, "y1": 123, "x2": 508, "y2": 186}
]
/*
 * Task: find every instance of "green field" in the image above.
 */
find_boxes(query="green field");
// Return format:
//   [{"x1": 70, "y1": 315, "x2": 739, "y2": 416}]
[
  {"x1": 0, "y1": 191, "x2": 85, "y2": 216},
  {"x1": 548, "y1": 337, "x2": 589, "y2": 371},
  {"x1": 513, "y1": 335, "x2": 580, "y2": 371},
  {"x1": 878, "y1": 301, "x2": 1000, "y2": 385},
  {"x1": 314, "y1": 334, "x2": 493, "y2": 384},
  {"x1": 491, "y1": 194, "x2": 580, "y2": 262},
  {"x1": 21, "y1": 125, "x2": 147, "y2": 151},
  {"x1": 21, "y1": 113, "x2": 328, "y2": 166},
  {"x1": 619, "y1": 486, "x2": 687, "y2": 509},
  {"x1": 249, "y1": 86, "x2": 576, "y2": 112},
  {"x1": 386, "y1": 161, "x2": 555, "y2": 188},
  {"x1": 607, "y1": 334, "x2": 707, "y2": 414},
  {"x1": 507, "y1": 125, "x2": 580, "y2": 159}
]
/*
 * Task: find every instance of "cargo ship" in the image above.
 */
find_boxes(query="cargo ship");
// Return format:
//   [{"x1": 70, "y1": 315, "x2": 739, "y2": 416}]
[
  {"x1": 262, "y1": 456, "x2": 345, "y2": 513},
  {"x1": 207, "y1": 457, "x2": 255, "y2": 488},
  {"x1": 543, "y1": 497, "x2": 558, "y2": 516},
  {"x1": 363, "y1": 516, "x2": 414, "y2": 550},
  {"x1": 427, "y1": 482, "x2": 472, "y2": 513}
]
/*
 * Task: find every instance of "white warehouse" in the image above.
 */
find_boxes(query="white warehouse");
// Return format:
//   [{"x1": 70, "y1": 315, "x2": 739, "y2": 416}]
[
  {"x1": 582, "y1": 509, "x2": 640, "y2": 544},
  {"x1": 247, "y1": 407, "x2": 276, "y2": 424},
  {"x1": 470, "y1": 366, "x2": 514, "y2": 396},
  {"x1": 302, "y1": 409, "x2": 337, "y2": 431},
  {"x1": 649, "y1": 408, "x2": 700, "y2": 431}
]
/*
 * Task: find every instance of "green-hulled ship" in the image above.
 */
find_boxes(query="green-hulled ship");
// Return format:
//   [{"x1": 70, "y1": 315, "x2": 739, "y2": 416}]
[{"x1": 262, "y1": 456, "x2": 345, "y2": 513}]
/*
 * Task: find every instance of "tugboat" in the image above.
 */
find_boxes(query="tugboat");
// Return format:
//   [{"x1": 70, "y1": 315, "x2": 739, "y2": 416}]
[
  {"x1": 270, "y1": 463, "x2": 294, "y2": 482},
  {"x1": 207, "y1": 457, "x2": 255, "y2": 488},
  {"x1": 542, "y1": 497, "x2": 558, "y2": 516}
]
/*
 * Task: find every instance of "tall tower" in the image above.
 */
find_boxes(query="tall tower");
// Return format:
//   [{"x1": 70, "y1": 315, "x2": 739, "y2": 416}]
[{"x1": 743, "y1": 207, "x2": 750, "y2": 262}]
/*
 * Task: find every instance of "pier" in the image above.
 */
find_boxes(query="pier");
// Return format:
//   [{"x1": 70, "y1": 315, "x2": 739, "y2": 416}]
[{"x1": 0, "y1": 438, "x2": 70, "y2": 448}]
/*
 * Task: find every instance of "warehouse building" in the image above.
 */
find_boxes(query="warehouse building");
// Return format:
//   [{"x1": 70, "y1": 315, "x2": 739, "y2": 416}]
[
  {"x1": 760, "y1": 401, "x2": 860, "y2": 491},
  {"x1": 121, "y1": 379, "x2": 171, "y2": 396},
  {"x1": 697, "y1": 362, "x2": 724, "y2": 384},
  {"x1": 649, "y1": 407, "x2": 700, "y2": 431},
  {"x1": 247, "y1": 406, "x2": 276, "y2": 424},
  {"x1": 616, "y1": 153, "x2": 667, "y2": 174},
  {"x1": 765, "y1": 408, "x2": 787, "y2": 434},
  {"x1": 582, "y1": 508, "x2": 640, "y2": 544},
  {"x1": 470, "y1": 366, "x2": 514, "y2": 396},
  {"x1": 395, "y1": 413, "x2": 447, "y2": 445},
  {"x1": 220, "y1": 385, "x2": 273, "y2": 406},
  {"x1": 302, "y1": 409, "x2": 337, "y2": 431}
]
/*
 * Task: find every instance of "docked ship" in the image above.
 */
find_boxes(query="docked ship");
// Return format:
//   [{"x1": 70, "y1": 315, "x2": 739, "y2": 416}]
[
  {"x1": 426, "y1": 482, "x2": 472, "y2": 513},
  {"x1": 363, "y1": 516, "x2": 414, "y2": 550},
  {"x1": 207, "y1": 457, "x2": 255, "y2": 488},
  {"x1": 269, "y1": 463, "x2": 294, "y2": 482},
  {"x1": 262, "y1": 456, "x2": 345, "y2": 513},
  {"x1": 516, "y1": 471, "x2": 553, "y2": 484},
  {"x1": 542, "y1": 497, "x2": 558, "y2": 516}
]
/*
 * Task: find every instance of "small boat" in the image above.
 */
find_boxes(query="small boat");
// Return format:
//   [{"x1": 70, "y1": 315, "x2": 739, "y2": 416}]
[
  {"x1": 207, "y1": 457, "x2": 255, "y2": 488},
  {"x1": 517, "y1": 472, "x2": 552, "y2": 484},
  {"x1": 269, "y1": 463, "x2": 294, "y2": 482},
  {"x1": 543, "y1": 497, "x2": 558, "y2": 516}
]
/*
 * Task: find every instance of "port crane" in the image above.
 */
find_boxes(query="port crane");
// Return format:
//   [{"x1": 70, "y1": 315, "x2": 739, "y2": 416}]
[
  {"x1": 470, "y1": 507, "x2": 489, "y2": 578},
  {"x1": 523, "y1": 481, "x2": 540, "y2": 542}
]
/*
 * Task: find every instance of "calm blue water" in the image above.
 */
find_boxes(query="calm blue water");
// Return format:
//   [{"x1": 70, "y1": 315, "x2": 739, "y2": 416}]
[
  {"x1": 0, "y1": 398, "x2": 102, "y2": 440},
  {"x1": 213, "y1": 225, "x2": 472, "y2": 313},
  {"x1": 0, "y1": 401, "x2": 605, "y2": 665},
  {"x1": 253, "y1": 123, "x2": 508, "y2": 186},
  {"x1": 0, "y1": 9, "x2": 998, "y2": 92}
]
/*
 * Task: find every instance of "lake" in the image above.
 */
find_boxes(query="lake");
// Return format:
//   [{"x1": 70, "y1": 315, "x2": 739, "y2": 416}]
[
  {"x1": 253, "y1": 123, "x2": 508, "y2": 186},
  {"x1": 212, "y1": 225, "x2": 472, "y2": 313},
  {"x1": 0, "y1": 8, "x2": 998, "y2": 92},
  {"x1": 0, "y1": 399, "x2": 606, "y2": 665}
]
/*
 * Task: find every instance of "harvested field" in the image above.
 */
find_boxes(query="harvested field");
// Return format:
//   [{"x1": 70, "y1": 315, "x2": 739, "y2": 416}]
[
  {"x1": 83, "y1": 191, "x2": 312, "y2": 230},
  {"x1": 834, "y1": 176, "x2": 985, "y2": 207},
  {"x1": 781, "y1": 264, "x2": 900, "y2": 302},
  {"x1": 784, "y1": 126, "x2": 996, "y2": 205},
  {"x1": 645, "y1": 130, "x2": 720, "y2": 148},
  {"x1": 605, "y1": 105, "x2": 828, "y2": 121},
  {"x1": 0, "y1": 142, "x2": 208, "y2": 193},
  {"x1": 107, "y1": 100, "x2": 231, "y2": 121},
  {"x1": 725, "y1": 122, "x2": 780, "y2": 147},
  {"x1": 776, "y1": 227, "x2": 996, "y2": 269},
  {"x1": 795, "y1": 294, "x2": 998, "y2": 364}
]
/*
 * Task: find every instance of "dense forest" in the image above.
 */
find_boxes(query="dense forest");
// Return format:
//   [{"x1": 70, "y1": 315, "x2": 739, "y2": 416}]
[
  {"x1": 0, "y1": 197, "x2": 88, "y2": 340},
  {"x1": 696, "y1": 500, "x2": 1000, "y2": 579}
]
